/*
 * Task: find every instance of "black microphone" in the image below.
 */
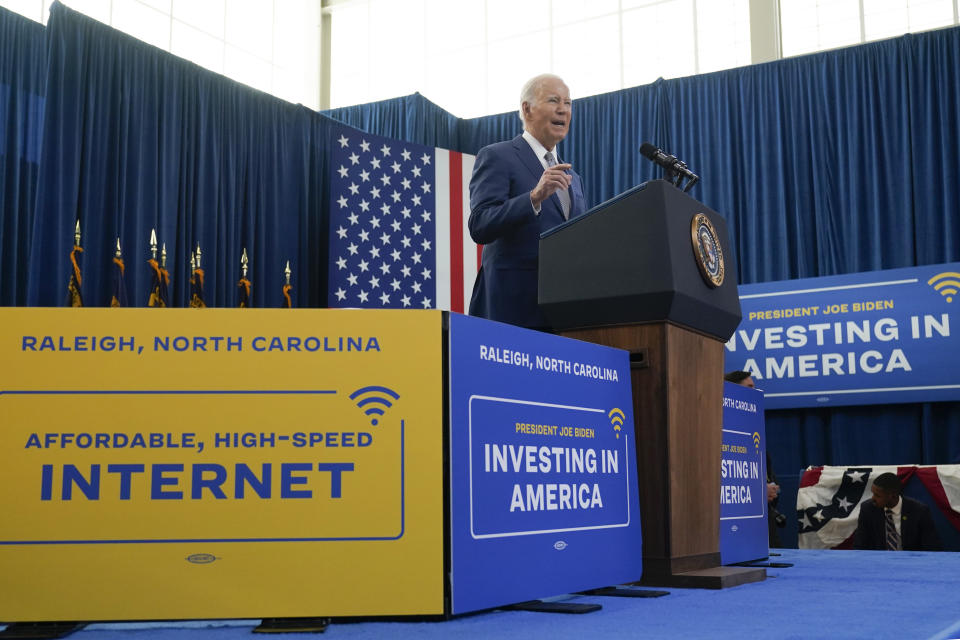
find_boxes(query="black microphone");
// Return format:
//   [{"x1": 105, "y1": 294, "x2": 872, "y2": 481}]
[{"x1": 639, "y1": 142, "x2": 699, "y2": 191}]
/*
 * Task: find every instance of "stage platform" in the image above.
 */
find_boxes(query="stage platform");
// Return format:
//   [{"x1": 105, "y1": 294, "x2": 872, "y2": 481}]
[{"x1": 3, "y1": 549, "x2": 959, "y2": 640}]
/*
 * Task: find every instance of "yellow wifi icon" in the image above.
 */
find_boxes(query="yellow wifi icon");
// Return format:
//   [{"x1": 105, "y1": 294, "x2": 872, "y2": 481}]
[
  {"x1": 752, "y1": 431, "x2": 761, "y2": 453},
  {"x1": 608, "y1": 408, "x2": 626, "y2": 439},
  {"x1": 927, "y1": 271, "x2": 960, "y2": 303}
]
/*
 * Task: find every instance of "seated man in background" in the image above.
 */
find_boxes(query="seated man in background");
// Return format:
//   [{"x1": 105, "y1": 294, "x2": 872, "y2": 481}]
[{"x1": 853, "y1": 472, "x2": 942, "y2": 551}]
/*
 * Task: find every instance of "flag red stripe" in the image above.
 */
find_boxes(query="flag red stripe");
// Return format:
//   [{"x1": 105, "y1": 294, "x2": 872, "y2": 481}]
[
  {"x1": 449, "y1": 152, "x2": 464, "y2": 313},
  {"x1": 914, "y1": 467, "x2": 960, "y2": 532},
  {"x1": 800, "y1": 466, "x2": 823, "y2": 488}
]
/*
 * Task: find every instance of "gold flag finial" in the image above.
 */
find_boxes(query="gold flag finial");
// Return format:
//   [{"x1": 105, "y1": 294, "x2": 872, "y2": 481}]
[
  {"x1": 150, "y1": 229, "x2": 157, "y2": 260},
  {"x1": 195, "y1": 244, "x2": 202, "y2": 269},
  {"x1": 284, "y1": 260, "x2": 291, "y2": 285},
  {"x1": 115, "y1": 237, "x2": 123, "y2": 259},
  {"x1": 74, "y1": 219, "x2": 81, "y2": 247},
  {"x1": 241, "y1": 248, "x2": 249, "y2": 278},
  {"x1": 161, "y1": 243, "x2": 167, "y2": 268}
]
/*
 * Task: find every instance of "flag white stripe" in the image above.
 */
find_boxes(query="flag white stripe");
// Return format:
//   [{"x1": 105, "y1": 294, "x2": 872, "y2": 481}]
[
  {"x1": 939, "y1": 466, "x2": 960, "y2": 514},
  {"x1": 435, "y1": 148, "x2": 451, "y2": 310},
  {"x1": 461, "y1": 152, "x2": 477, "y2": 307}
]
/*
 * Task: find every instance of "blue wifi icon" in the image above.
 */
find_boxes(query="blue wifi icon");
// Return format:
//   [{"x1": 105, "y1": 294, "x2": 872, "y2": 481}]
[{"x1": 349, "y1": 386, "x2": 400, "y2": 426}]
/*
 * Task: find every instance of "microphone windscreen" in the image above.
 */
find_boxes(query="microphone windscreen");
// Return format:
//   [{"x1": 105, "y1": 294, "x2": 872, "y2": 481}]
[{"x1": 639, "y1": 142, "x2": 658, "y2": 159}]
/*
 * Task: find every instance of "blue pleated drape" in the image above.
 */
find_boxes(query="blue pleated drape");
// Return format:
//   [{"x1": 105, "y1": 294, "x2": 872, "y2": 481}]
[
  {"x1": 1, "y1": 2, "x2": 959, "y2": 548},
  {"x1": 25, "y1": 3, "x2": 333, "y2": 308},
  {"x1": 0, "y1": 7, "x2": 45, "y2": 306},
  {"x1": 323, "y1": 92, "x2": 461, "y2": 151}
]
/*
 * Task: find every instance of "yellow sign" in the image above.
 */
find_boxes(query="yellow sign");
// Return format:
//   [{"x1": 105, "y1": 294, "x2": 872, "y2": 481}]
[{"x1": 0, "y1": 308, "x2": 444, "y2": 620}]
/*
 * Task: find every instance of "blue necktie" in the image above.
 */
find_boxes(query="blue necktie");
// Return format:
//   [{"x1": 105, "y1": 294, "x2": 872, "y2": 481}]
[
  {"x1": 884, "y1": 509, "x2": 900, "y2": 550},
  {"x1": 544, "y1": 151, "x2": 571, "y2": 219}
]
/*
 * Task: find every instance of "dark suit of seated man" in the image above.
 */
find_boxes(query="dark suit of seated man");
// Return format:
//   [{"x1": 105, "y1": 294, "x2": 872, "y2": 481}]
[
  {"x1": 853, "y1": 472, "x2": 942, "y2": 551},
  {"x1": 467, "y1": 73, "x2": 586, "y2": 329}
]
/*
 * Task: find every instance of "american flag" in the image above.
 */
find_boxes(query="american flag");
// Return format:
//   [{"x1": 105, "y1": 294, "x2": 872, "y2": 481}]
[
  {"x1": 797, "y1": 464, "x2": 960, "y2": 548},
  {"x1": 327, "y1": 125, "x2": 479, "y2": 311}
]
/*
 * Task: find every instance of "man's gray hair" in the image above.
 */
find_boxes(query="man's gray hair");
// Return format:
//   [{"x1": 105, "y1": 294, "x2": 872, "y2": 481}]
[{"x1": 518, "y1": 73, "x2": 565, "y2": 123}]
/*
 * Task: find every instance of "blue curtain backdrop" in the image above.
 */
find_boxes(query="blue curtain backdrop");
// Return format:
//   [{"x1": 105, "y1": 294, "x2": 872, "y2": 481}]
[
  {"x1": 1, "y1": 2, "x2": 959, "y2": 546},
  {"x1": 0, "y1": 7, "x2": 45, "y2": 306},
  {"x1": 24, "y1": 3, "x2": 335, "y2": 308}
]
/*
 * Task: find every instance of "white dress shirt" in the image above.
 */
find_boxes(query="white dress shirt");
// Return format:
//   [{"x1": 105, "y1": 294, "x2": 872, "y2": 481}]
[
  {"x1": 521, "y1": 130, "x2": 566, "y2": 216},
  {"x1": 888, "y1": 496, "x2": 903, "y2": 537}
]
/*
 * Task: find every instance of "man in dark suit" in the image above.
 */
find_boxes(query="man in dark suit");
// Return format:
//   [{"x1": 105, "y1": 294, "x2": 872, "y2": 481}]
[
  {"x1": 467, "y1": 74, "x2": 586, "y2": 329},
  {"x1": 853, "y1": 472, "x2": 942, "y2": 551}
]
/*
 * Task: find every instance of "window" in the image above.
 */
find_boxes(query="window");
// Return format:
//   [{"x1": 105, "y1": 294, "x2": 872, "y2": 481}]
[
  {"x1": 780, "y1": 0, "x2": 959, "y2": 58},
  {"x1": 326, "y1": 0, "x2": 751, "y2": 117},
  {"x1": 0, "y1": 0, "x2": 322, "y2": 109}
]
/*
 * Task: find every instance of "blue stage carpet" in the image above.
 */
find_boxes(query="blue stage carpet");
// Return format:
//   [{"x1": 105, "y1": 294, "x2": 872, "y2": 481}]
[{"x1": 4, "y1": 550, "x2": 960, "y2": 640}]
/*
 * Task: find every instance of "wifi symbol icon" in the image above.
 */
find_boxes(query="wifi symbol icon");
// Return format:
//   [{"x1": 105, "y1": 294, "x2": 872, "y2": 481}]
[
  {"x1": 608, "y1": 407, "x2": 626, "y2": 439},
  {"x1": 349, "y1": 386, "x2": 400, "y2": 426},
  {"x1": 752, "y1": 431, "x2": 761, "y2": 452},
  {"x1": 928, "y1": 271, "x2": 960, "y2": 303}
]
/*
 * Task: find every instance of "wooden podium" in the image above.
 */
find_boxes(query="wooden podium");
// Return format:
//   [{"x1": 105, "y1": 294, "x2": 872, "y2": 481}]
[{"x1": 538, "y1": 180, "x2": 765, "y2": 588}]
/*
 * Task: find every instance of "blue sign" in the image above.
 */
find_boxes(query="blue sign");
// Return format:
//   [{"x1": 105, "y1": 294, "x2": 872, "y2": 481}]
[
  {"x1": 726, "y1": 262, "x2": 960, "y2": 408},
  {"x1": 719, "y1": 382, "x2": 768, "y2": 565},
  {"x1": 448, "y1": 314, "x2": 642, "y2": 615}
]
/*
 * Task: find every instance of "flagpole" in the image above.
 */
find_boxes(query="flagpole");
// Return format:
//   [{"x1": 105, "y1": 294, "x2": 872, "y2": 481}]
[
  {"x1": 111, "y1": 237, "x2": 127, "y2": 307},
  {"x1": 238, "y1": 248, "x2": 251, "y2": 308},
  {"x1": 190, "y1": 244, "x2": 207, "y2": 308},
  {"x1": 67, "y1": 219, "x2": 84, "y2": 307},
  {"x1": 159, "y1": 242, "x2": 170, "y2": 307},
  {"x1": 283, "y1": 260, "x2": 293, "y2": 308},
  {"x1": 147, "y1": 229, "x2": 166, "y2": 307}
]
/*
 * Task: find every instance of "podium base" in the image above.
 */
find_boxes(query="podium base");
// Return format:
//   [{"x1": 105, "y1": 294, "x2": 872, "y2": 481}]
[
  {"x1": 637, "y1": 566, "x2": 766, "y2": 590},
  {"x1": 0, "y1": 623, "x2": 85, "y2": 639},
  {"x1": 501, "y1": 600, "x2": 602, "y2": 614},
  {"x1": 579, "y1": 586, "x2": 670, "y2": 598},
  {"x1": 253, "y1": 618, "x2": 331, "y2": 634}
]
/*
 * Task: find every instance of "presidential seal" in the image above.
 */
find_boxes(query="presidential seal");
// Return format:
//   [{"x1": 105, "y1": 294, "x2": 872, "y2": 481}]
[{"x1": 690, "y1": 213, "x2": 724, "y2": 287}]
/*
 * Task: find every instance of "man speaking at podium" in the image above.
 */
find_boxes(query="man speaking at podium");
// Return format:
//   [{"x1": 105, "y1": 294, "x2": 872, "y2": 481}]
[{"x1": 467, "y1": 74, "x2": 586, "y2": 329}]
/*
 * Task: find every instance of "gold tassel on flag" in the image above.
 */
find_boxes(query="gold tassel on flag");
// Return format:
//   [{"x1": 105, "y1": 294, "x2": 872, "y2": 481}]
[
  {"x1": 159, "y1": 243, "x2": 171, "y2": 306},
  {"x1": 66, "y1": 220, "x2": 84, "y2": 307},
  {"x1": 190, "y1": 244, "x2": 207, "y2": 308},
  {"x1": 282, "y1": 260, "x2": 293, "y2": 308},
  {"x1": 237, "y1": 248, "x2": 251, "y2": 308}
]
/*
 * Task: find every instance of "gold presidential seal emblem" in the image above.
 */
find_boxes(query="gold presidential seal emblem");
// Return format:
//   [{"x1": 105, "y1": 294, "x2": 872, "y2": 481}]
[{"x1": 691, "y1": 213, "x2": 724, "y2": 288}]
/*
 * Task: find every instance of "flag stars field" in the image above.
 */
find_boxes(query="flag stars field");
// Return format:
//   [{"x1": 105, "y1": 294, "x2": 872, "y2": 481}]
[{"x1": 328, "y1": 125, "x2": 477, "y2": 311}]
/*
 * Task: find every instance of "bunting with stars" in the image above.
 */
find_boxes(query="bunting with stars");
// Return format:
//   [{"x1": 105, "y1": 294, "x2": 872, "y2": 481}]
[
  {"x1": 797, "y1": 464, "x2": 960, "y2": 548},
  {"x1": 327, "y1": 124, "x2": 479, "y2": 311}
]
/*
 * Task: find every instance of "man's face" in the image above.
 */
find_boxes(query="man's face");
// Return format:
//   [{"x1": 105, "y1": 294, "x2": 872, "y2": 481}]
[
  {"x1": 871, "y1": 485, "x2": 899, "y2": 509},
  {"x1": 739, "y1": 376, "x2": 755, "y2": 389},
  {"x1": 523, "y1": 78, "x2": 571, "y2": 150}
]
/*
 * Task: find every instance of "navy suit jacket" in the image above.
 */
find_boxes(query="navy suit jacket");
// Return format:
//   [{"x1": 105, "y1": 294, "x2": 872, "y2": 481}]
[
  {"x1": 852, "y1": 496, "x2": 942, "y2": 551},
  {"x1": 467, "y1": 135, "x2": 586, "y2": 328}
]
